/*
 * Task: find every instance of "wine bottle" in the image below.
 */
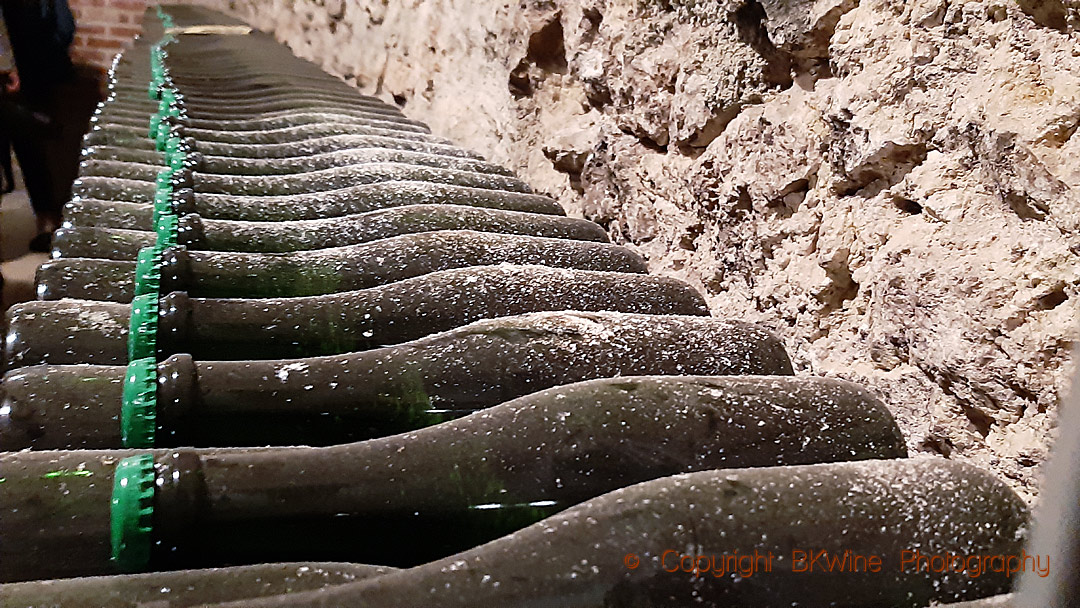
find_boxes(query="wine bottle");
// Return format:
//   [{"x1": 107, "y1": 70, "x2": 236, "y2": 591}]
[
  {"x1": 123, "y1": 81, "x2": 394, "y2": 101},
  {"x1": 35, "y1": 257, "x2": 135, "y2": 302},
  {"x1": 57, "y1": 203, "x2": 605, "y2": 260},
  {"x1": 103, "y1": 97, "x2": 408, "y2": 123},
  {"x1": 199, "y1": 459, "x2": 1027, "y2": 608},
  {"x1": 71, "y1": 168, "x2": 548, "y2": 213},
  {"x1": 141, "y1": 116, "x2": 431, "y2": 158},
  {"x1": 38, "y1": 230, "x2": 648, "y2": 302},
  {"x1": 0, "y1": 312, "x2": 793, "y2": 449},
  {"x1": 169, "y1": 180, "x2": 565, "y2": 220},
  {"x1": 110, "y1": 60, "x2": 375, "y2": 88},
  {"x1": 182, "y1": 133, "x2": 485, "y2": 160},
  {"x1": 71, "y1": 176, "x2": 156, "y2": 204},
  {"x1": 80, "y1": 146, "x2": 512, "y2": 178},
  {"x1": 96, "y1": 108, "x2": 427, "y2": 134},
  {"x1": 74, "y1": 163, "x2": 531, "y2": 203},
  {"x1": 84, "y1": 112, "x2": 481, "y2": 158},
  {"x1": 63, "y1": 198, "x2": 154, "y2": 231},
  {"x1": 53, "y1": 226, "x2": 154, "y2": 260},
  {"x1": 198, "y1": 163, "x2": 528, "y2": 195},
  {"x1": 99, "y1": 94, "x2": 417, "y2": 120},
  {"x1": 78, "y1": 155, "x2": 519, "y2": 190},
  {"x1": 8, "y1": 265, "x2": 709, "y2": 365},
  {"x1": 0, "y1": 563, "x2": 396, "y2": 608},
  {"x1": 180, "y1": 110, "x2": 423, "y2": 131},
  {"x1": 107, "y1": 80, "x2": 391, "y2": 105},
  {"x1": 0, "y1": 375, "x2": 902, "y2": 581},
  {"x1": 107, "y1": 89, "x2": 400, "y2": 114},
  {"x1": 83, "y1": 121, "x2": 455, "y2": 151},
  {"x1": 83, "y1": 131, "x2": 485, "y2": 167},
  {"x1": 63, "y1": 180, "x2": 565, "y2": 233}
]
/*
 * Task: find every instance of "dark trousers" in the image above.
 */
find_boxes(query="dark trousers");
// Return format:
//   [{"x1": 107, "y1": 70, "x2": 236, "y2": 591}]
[
  {"x1": 0, "y1": 95, "x2": 59, "y2": 221},
  {"x1": 0, "y1": 131, "x2": 13, "y2": 192}
]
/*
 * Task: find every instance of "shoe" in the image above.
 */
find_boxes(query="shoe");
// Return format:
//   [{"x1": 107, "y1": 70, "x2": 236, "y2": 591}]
[{"x1": 28, "y1": 232, "x2": 52, "y2": 253}]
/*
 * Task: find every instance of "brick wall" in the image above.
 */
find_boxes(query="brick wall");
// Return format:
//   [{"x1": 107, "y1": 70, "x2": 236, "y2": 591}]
[{"x1": 68, "y1": 0, "x2": 149, "y2": 70}]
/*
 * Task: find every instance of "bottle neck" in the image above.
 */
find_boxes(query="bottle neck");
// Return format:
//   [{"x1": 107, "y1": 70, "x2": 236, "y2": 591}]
[
  {"x1": 157, "y1": 246, "x2": 193, "y2": 294},
  {"x1": 155, "y1": 353, "x2": 199, "y2": 443},
  {"x1": 175, "y1": 210, "x2": 207, "y2": 248},
  {"x1": 151, "y1": 450, "x2": 209, "y2": 567},
  {"x1": 155, "y1": 290, "x2": 195, "y2": 357}
]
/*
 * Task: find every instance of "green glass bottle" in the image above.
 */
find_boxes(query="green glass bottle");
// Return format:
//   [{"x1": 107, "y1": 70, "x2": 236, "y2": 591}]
[
  {"x1": 62, "y1": 181, "x2": 566, "y2": 234},
  {"x1": 0, "y1": 312, "x2": 792, "y2": 449},
  {"x1": 72, "y1": 160, "x2": 531, "y2": 203},
  {"x1": 62, "y1": 197, "x2": 154, "y2": 230},
  {"x1": 67, "y1": 178, "x2": 562, "y2": 222},
  {"x1": 38, "y1": 230, "x2": 647, "y2": 302},
  {"x1": 83, "y1": 132, "x2": 485, "y2": 168},
  {"x1": 55, "y1": 203, "x2": 607, "y2": 260},
  {"x1": 80, "y1": 146, "x2": 511, "y2": 178},
  {"x1": 0, "y1": 563, "x2": 396, "y2": 608},
  {"x1": 96, "y1": 106, "x2": 427, "y2": 131},
  {"x1": 8, "y1": 265, "x2": 709, "y2": 365},
  {"x1": 83, "y1": 120, "x2": 455, "y2": 152},
  {"x1": 201, "y1": 459, "x2": 1027, "y2": 608},
  {"x1": 0, "y1": 375, "x2": 902, "y2": 581},
  {"x1": 185, "y1": 133, "x2": 486, "y2": 160},
  {"x1": 106, "y1": 89, "x2": 405, "y2": 118}
]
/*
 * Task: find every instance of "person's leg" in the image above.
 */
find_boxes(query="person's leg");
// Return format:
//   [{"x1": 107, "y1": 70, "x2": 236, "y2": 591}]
[
  {"x1": 44, "y1": 72, "x2": 101, "y2": 235},
  {"x1": 8, "y1": 127, "x2": 58, "y2": 251},
  {"x1": 0, "y1": 132, "x2": 13, "y2": 194}
]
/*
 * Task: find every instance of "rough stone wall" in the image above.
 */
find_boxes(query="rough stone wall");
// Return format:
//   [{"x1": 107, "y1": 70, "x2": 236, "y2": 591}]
[{"x1": 210, "y1": 0, "x2": 1080, "y2": 502}]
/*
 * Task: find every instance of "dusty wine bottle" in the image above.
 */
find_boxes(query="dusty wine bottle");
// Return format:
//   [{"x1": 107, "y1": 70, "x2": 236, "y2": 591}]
[
  {"x1": 55, "y1": 204, "x2": 607, "y2": 260},
  {"x1": 53, "y1": 226, "x2": 154, "y2": 260},
  {"x1": 69, "y1": 177, "x2": 562, "y2": 220},
  {"x1": 172, "y1": 114, "x2": 431, "y2": 138},
  {"x1": 174, "y1": 108, "x2": 421, "y2": 129},
  {"x1": 75, "y1": 160, "x2": 532, "y2": 199},
  {"x1": 71, "y1": 176, "x2": 156, "y2": 204},
  {"x1": 102, "y1": 82, "x2": 411, "y2": 113},
  {"x1": 182, "y1": 133, "x2": 485, "y2": 160},
  {"x1": 202, "y1": 459, "x2": 1027, "y2": 608},
  {"x1": 0, "y1": 563, "x2": 397, "y2": 608},
  {"x1": 83, "y1": 121, "x2": 455, "y2": 151},
  {"x1": 129, "y1": 83, "x2": 399, "y2": 104},
  {"x1": 0, "y1": 375, "x2": 902, "y2": 580},
  {"x1": 122, "y1": 108, "x2": 415, "y2": 129},
  {"x1": 80, "y1": 145, "x2": 512, "y2": 178},
  {"x1": 97, "y1": 108, "x2": 430, "y2": 135},
  {"x1": 82, "y1": 131, "x2": 485, "y2": 168},
  {"x1": 109, "y1": 76, "x2": 390, "y2": 103},
  {"x1": 37, "y1": 230, "x2": 648, "y2": 302},
  {"x1": 100, "y1": 91, "x2": 417, "y2": 117},
  {"x1": 62, "y1": 197, "x2": 154, "y2": 230},
  {"x1": 0, "y1": 312, "x2": 793, "y2": 449},
  {"x1": 7, "y1": 265, "x2": 709, "y2": 365},
  {"x1": 62, "y1": 182, "x2": 566, "y2": 234},
  {"x1": 108, "y1": 89, "x2": 405, "y2": 115},
  {"x1": 104, "y1": 100, "x2": 422, "y2": 128},
  {"x1": 35, "y1": 258, "x2": 135, "y2": 302}
]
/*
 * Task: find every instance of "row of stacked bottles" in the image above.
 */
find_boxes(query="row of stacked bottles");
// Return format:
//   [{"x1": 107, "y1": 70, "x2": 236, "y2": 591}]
[{"x1": 0, "y1": 5, "x2": 1025, "y2": 607}]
